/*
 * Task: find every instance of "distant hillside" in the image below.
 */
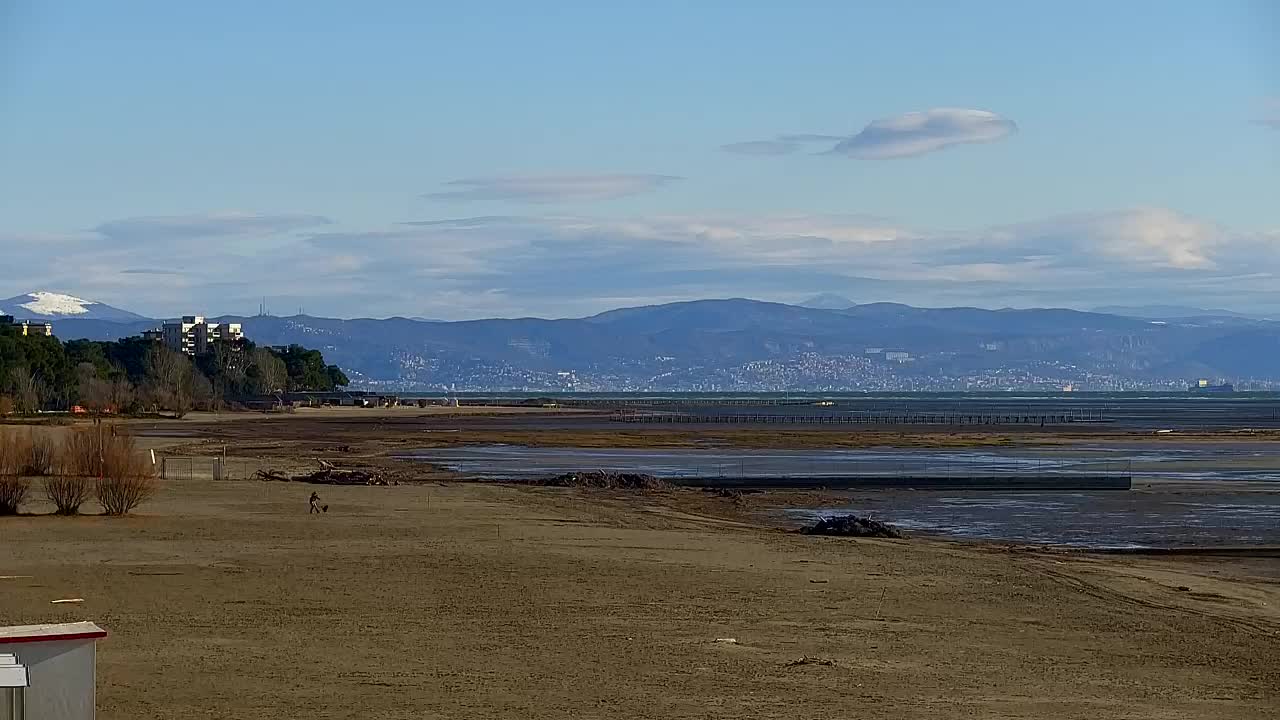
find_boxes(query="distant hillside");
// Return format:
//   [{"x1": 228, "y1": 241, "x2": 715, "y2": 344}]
[
  {"x1": 46, "y1": 298, "x2": 1280, "y2": 390},
  {"x1": 1093, "y1": 304, "x2": 1263, "y2": 320},
  {"x1": 0, "y1": 291, "x2": 150, "y2": 322},
  {"x1": 799, "y1": 293, "x2": 855, "y2": 310}
]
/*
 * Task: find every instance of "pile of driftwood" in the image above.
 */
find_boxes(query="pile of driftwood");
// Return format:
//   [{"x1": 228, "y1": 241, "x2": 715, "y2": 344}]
[
  {"x1": 527, "y1": 470, "x2": 671, "y2": 490},
  {"x1": 801, "y1": 515, "x2": 903, "y2": 538},
  {"x1": 256, "y1": 468, "x2": 388, "y2": 486}
]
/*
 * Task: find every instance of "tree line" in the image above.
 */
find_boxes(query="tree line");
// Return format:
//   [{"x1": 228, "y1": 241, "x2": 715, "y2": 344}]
[{"x1": 0, "y1": 328, "x2": 349, "y2": 417}]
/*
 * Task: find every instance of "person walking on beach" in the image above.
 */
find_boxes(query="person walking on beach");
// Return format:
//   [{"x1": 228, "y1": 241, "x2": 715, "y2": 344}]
[{"x1": 309, "y1": 491, "x2": 321, "y2": 514}]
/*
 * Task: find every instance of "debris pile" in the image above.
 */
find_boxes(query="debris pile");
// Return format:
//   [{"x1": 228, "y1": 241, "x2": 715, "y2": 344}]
[
  {"x1": 784, "y1": 656, "x2": 838, "y2": 668},
  {"x1": 703, "y1": 487, "x2": 761, "y2": 500},
  {"x1": 530, "y1": 470, "x2": 670, "y2": 490},
  {"x1": 299, "y1": 469, "x2": 388, "y2": 485},
  {"x1": 713, "y1": 487, "x2": 744, "y2": 502},
  {"x1": 256, "y1": 468, "x2": 388, "y2": 486},
  {"x1": 801, "y1": 515, "x2": 902, "y2": 539}
]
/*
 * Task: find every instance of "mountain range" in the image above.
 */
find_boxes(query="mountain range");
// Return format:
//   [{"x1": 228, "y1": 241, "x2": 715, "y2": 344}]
[
  {"x1": 0, "y1": 292, "x2": 149, "y2": 323},
  {"x1": 21, "y1": 290, "x2": 1280, "y2": 391},
  {"x1": 1090, "y1": 305, "x2": 1272, "y2": 321},
  {"x1": 799, "y1": 293, "x2": 856, "y2": 310}
]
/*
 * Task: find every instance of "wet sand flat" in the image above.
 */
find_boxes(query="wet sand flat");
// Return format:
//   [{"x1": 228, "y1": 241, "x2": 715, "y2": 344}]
[{"x1": 2, "y1": 475, "x2": 1279, "y2": 719}]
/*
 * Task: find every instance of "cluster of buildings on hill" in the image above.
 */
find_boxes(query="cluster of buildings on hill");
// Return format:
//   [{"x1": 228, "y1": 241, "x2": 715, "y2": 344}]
[
  {"x1": 141, "y1": 315, "x2": 243, "y2": 356},
  {"x1": 2, "y1": 312, "x2": 243, "y2": 359},
  {"x1": 0, "y1": 315, "x2": 53, "y2": 337}
]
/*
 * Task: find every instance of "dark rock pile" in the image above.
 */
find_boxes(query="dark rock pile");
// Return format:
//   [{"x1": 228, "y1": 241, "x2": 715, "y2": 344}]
[
  {"x1": 257, "y1": 468, "x2": 388, "y2": 485},
  {"x1": 532, "y1": 470, "x2": 671, "y2": 490},
  {"x1": 801, "y1": 515, "x2": 902, "y2": 538}
]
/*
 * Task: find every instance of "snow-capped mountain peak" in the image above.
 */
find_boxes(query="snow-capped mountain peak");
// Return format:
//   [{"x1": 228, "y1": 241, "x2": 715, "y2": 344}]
[
  {"x1": 0, "y1": 291, "x2": 150, "y2": 322},
  {"x1": 18, "y1": 291, "x2": 94, "y2": 316}
]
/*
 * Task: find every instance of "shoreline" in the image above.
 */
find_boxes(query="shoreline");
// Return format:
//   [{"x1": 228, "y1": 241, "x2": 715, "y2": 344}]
[{"x1": 3, "y1": 410, "x2": 1278, "y2": 717}]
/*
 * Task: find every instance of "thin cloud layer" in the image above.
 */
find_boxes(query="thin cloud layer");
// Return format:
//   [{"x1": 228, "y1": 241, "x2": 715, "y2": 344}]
[
  {"x1": 776, "y1": 134, "x2": 845, "y2": 143},
  {"x1": 423, "y1": 174, "x2": 681, "y2": 203},
  {"x1": 720, "y1": 140, "x2": 798, "y2": 155},
  {"x1": 933, "y1": 209, "x2": 1227, "y2": 277},
  {"x1": 1258, "y1": 98, "x2": 1280, "y2": 129},
  {"x1": 290, "y1": 207, "x2": 1263, "y2": 316},
  {"x1": 2, "y1": 207, "x2": 1273, "y2": 319},
  {"x1": 120, "y1": 268, "x2": 188, "y2": 276},
  {"x1": 727, "y1": 109, "x2": 1017, "y2": 159},
  {"x1": 721, "y1": 135, "x2": 843, "y2": 155},
  {"x1": 94, "y1": 212, "x2": 331, "y2": 243}
]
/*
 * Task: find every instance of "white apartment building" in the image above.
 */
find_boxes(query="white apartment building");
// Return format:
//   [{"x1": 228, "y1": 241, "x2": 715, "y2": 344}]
[{"x1": 153, "y1": 315, "x2": 244, "y2": 356}]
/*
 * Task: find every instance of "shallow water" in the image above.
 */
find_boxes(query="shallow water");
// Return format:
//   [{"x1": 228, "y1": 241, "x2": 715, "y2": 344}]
[
  {"x1": 793, "y1": 492, "x2": 1280, "y2": 549},
  {"x1": 414, "y1": 444, "x2": 1280, "y2": 483},
  {"x1": 412, "y1": 444, "x2": 1280, "y2": 548}
]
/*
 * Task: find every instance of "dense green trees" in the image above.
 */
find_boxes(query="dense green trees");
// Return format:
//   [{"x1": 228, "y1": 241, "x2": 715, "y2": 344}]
[
  {"x1": 272, "y1": 345, "x2": 349, "y2": 392},
  {"x1": 0, "y1": 327, "x2": 347, "y2": 415}
]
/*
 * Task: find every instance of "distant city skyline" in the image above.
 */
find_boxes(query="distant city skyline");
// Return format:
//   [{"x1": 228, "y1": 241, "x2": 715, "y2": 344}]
[{"x1": 1, "y1": 1, "x2": 1277, "y2": 319}]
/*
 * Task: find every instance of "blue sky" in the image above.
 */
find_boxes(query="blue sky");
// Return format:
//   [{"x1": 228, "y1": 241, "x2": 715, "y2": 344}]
[{"x1": 1, "y1": 1, "x2": 1277, "y2": 318}]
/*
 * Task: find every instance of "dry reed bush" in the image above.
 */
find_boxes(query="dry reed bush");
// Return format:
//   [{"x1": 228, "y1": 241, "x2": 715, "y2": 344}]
[
  {"x1": 0, "y1": 477, "x2": 25, "y2": 514},
  {"x1": 92, "y1": 429, "x2": 157, "y2": 515},
  {"x1": 60, "y1": 426, "x2": 157, "y2": 515},
  {"x1": 61, "y1": 426, "x2": 108, "y2": 478},
  {"x1": 52, "y1": 428, "x2": 110, "y2": 515},
  {"x1": 44, "y1": 474, "x2": 93, "y2": 516},
  {"x1": 24, "y1": 431, "x2": 56, "y2": 476},
  {"x1": 0, "y1": 430, "x2": 32, "y2": 514}
]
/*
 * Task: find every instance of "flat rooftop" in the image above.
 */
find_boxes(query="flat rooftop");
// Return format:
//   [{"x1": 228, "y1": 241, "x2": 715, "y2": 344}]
[{"x1": 0, "y1": 622, "x2": 106, "y2": 644}]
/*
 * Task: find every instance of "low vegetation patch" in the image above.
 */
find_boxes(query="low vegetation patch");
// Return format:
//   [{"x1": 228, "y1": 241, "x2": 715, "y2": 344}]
[
  {"x1": 86, "y1": 430, "x2": 156, "y2": 516},
  {"x1": 44, "y1": 475, "x2": 93, "y2": 516},
  {"x1": 0, "y1": 430, "x2": 32, "y2": 514},
  {"x1": 24, "y1": 432, "x2": 56, "y2": 476},
  {"x1": 0, "y1": 425, "x2": 157, "y2": 516}
]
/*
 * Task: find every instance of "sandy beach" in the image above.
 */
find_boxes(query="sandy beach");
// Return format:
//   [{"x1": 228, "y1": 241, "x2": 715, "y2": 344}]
[{"x1": 2, "y1": 411, "x2": 1278, "y2": 718}]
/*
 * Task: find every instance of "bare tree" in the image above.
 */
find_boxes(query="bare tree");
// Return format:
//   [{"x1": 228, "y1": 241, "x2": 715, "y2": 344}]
[
  {"x1": 253, "y1": 347, "x2": 287, "y2": 394},
  {"x1": 109, "y1": 376, "x2": 135, "y2": 414},
  {"x1": 192, "y1": 369, "x2": 216, "y2": 411},
  {"x1": 146, "y1": 346, "x2": 194, "y2": 418},
  {"x1": 8, "y1": 368, "x2": 43, "y2": 415},
  {"x1": 213, "y1": 341, "x2": 248, "y2": 396},
  {"x1": 75, "y1": 363, "x2": 112, "y2": 414}
]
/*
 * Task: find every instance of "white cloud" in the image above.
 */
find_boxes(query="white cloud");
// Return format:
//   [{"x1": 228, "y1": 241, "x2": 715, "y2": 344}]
[
  {"x1": 833, "y1": 108, "x2": 1017, "y2": 159},
  {"x1": 3, "y1": 206, "x2": 1274, "y2": 320},
  {"x1": 991, "y1": 208, "x2": 1223, "y2": 270},
  {"x1": 422, "y1": 174, "x2": 681, "y2": 203}
]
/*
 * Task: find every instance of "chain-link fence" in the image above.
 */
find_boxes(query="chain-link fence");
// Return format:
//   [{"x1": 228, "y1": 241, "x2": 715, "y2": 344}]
[{"x1": 157, "y1": 455, "x2": 273, "y2": 481}]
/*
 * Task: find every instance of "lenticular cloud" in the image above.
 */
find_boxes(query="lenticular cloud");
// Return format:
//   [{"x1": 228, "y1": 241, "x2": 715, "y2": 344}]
[{"x1": 833, "y1": 108, "x2": 1017, "y2": 159}]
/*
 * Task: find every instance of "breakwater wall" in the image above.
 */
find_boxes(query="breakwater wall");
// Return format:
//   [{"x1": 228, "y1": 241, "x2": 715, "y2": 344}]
[{"x1": 675, "y1": 473, "x2": 1132, "y2": 491}]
